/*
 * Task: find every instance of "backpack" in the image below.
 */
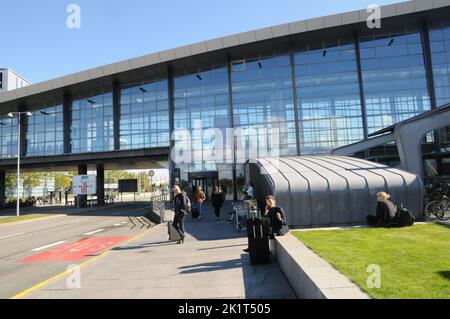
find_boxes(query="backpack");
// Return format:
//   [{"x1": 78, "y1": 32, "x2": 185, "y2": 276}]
[
  {"x1": 182, "y1": 192, "x2": 192, "y2": 215},
  {"x1": 396, "y1": 207, "x2": 415, "y2": 227}
]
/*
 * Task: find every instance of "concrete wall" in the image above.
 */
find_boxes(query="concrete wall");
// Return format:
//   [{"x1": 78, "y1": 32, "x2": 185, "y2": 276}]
[{"x1": 271, "y1": 233, "x2": 370, "y2": 299}]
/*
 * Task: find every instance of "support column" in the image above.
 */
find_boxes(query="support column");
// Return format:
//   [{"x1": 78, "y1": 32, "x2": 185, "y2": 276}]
[
  {"x1": 354, "y1": 31, "x2": 369, "y2": 140},
  {"x1": 0, "y1": 170, "x2": 5, "y2": 208},
  {"x1": 226, "y1": 55, "x2": 238, "y2": 201},
  {"x1": 289, "y1": 41, "x2": 302, "y2": 156},
  {"x1": 77, "y1": 164, "x2": 87, "y2": 208},
  {"x1": 113, "y1": 81, "x2": 121, "y2": 151},
  {"x1": 167, "y1": 67, "x2": 175, "y2": 196},
  {"x1": 63, "y1": 94, "x2": 72, "y2": 154},
  {"x1": 19, "y1": 110, "x2": 27, "y2": 157},
  {"x1": 96, "y1": 164, "x2": 105, "y2": 206}
]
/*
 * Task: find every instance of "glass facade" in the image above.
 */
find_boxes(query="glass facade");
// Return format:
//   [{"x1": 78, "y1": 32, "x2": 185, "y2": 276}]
[
  {"x1": 71, "y1": 92, "x2": 114, "y2": 153},
  {"x1": 1, "y1": 15, "x2": 450, "y2": 191},
  {"x1": 429, "y1": 19, "x2": 450, "y2": 107},
  {"x1": 360, "y1": 29, "x2": 431, "y2": 134},
  {"x1": 173, "y1": 63, "x2": 233, "y2": 188},
  {"x1": 26, "y1": 104, "x2": 64, "y2": 156},
  {"x1": 0, "y1": 116, "x2": 17, "y2": 159},
  {"x1": 120, "y1": 80, "x2": 170, "y2": 149},
  {"x1": 231, "y1": 48, "x2": 297, "y2": 161},
  {"x1": 294, "y1": 40, "x2": 364, "y2": 154}
]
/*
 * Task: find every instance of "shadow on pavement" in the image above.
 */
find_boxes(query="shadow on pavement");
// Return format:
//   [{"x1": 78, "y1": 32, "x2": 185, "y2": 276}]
[{"x1": 178, "y1": 258, "x2": 243, "y2": 274}]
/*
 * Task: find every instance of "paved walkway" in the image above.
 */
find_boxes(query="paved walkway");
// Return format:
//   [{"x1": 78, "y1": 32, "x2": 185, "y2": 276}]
[{"x1": 24, "y1": 203, "x2": 296, "y2": 299}]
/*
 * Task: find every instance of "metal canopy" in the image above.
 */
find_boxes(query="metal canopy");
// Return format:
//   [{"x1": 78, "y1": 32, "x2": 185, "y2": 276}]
[{"x1": 246, "y1": 156, "x2": 423, "y2": 228}]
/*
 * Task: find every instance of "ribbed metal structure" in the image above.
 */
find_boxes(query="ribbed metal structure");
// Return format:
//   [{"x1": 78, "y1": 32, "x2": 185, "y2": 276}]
[{"x1": 246, "y1": 156, "x2": 423, "y2": 227}]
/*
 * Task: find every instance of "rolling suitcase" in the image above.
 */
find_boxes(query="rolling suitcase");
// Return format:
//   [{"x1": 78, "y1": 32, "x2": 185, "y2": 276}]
[
  {"x1": 249, "y1": 236, "x2": 271, "y2": 265},
  {"x1": 167, "y1": 222, "x2": 182, "y2": 243},
  {"x1": 247, "y1": 206, "x2": 271, "y2": 265}
]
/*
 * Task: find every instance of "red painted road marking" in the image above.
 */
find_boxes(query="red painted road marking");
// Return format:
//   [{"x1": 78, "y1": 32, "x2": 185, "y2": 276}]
[{"x1": 19, "y1": 237, "x2": 129, "y2": 263}]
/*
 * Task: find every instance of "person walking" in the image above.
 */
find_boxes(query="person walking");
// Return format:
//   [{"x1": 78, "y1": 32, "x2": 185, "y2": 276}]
[
  {"x1": 172, "y1": 185, "x2": 188, "y2": 244},
  {"x1": 211, "y1": 186, "x2": 225, "y2": 220},
  {"x1": 194, "y1": 186, "x2": 206, "y2": 219}
]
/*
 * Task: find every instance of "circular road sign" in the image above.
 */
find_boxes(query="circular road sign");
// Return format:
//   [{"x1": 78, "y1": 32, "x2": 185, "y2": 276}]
[{"x1": 149, "y1": 170, "x2": 155, "y2": 177}]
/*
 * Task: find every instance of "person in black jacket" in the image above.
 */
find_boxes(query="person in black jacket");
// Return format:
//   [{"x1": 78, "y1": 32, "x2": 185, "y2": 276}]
[
  {"x1": 172, "y1": 185, "x2": 188, "y2": 244},
  {"x1": 264, "y1": 195, "x2": 289, "y2": 237},
  {"x1": 367, "y1": 192, "x2": 397, "y2": 227},
  {"x1": 211, "y1": 186, "x2": 225, "y2": 220}
]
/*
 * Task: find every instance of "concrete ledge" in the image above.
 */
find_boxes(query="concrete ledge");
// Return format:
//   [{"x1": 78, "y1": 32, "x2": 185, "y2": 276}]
[{"x1": 271, "y1": 233, "x2": 371, "y2": 299}]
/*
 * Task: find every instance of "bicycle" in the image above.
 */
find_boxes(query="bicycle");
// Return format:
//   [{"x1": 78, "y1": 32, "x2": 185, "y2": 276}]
[{"x1": 424, "y1": 181, "x2": 450, "y2": 221}]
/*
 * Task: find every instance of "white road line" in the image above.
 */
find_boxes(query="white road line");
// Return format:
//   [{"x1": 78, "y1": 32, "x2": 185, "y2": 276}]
[
  {"x1": 0, "y1": 233, "x2": 26, "y2": 241},
  {"x1": 113, "y1": 223, "x2": 122, "y2": 226},
  {"x1": 32, "y1": 241, "x2": 66, "y2": 252},
  {"x1": 83, "y1": 229, "x2": 104, "y2": 236},
  {"x1": 70, "y1": 218, "x2": 90, "y2": 224}
]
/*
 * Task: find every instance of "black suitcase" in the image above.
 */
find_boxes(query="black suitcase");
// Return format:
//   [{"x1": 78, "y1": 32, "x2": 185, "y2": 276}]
[
  {"x1": 191, "y1": 207, "x2": 199, "y2": 219},
  {"x1": 248, "y1": 236, "x2": 271, "y2": 265},
  {"x1": 168, "y1": 222, "x2": 182, "y2": 243},
  {"x1": 247, "y1": 206, "x2": 271, "y2": 265}
]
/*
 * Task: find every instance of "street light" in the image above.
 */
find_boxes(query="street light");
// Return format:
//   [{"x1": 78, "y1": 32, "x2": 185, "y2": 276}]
[{"x1": 7, "y1": 111, "x2": 32, "y2": 217}]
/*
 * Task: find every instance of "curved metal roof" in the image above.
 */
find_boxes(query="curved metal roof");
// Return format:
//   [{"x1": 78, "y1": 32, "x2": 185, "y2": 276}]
[{"x1": 247, "y1": 155, "x2": 423, "y2": 227}]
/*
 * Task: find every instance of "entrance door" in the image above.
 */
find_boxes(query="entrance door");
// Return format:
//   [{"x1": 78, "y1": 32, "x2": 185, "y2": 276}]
[{"x1": 188, "y1": 171, "x2": 219, "y2": 201}]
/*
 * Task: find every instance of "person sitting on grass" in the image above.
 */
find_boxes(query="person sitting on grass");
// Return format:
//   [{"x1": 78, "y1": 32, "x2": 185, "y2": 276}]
[{"x1": 366, "y1": 191, "x2": 397, "y2": 227}]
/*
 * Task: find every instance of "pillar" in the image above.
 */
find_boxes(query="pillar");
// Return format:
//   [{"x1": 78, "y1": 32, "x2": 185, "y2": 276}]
[
  {"x1": 96, "y1": 164, "x2": 105, "y2": 206},
  {"x1": 77, "y1": 164, "x2": 88, "y2": 207},
  {"x1": 0, "y1": 170, "x2": 5, "y2": 208}
]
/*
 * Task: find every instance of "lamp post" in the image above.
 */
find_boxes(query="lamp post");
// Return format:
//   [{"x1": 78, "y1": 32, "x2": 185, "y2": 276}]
[{"x1": 7, "y1": 111, "x2": 32, "y2": 217}]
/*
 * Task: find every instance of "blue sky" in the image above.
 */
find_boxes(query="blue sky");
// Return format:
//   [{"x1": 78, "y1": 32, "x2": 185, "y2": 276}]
[{"x1": 1, "y1": 0, "x2": 403, "y2": 83}]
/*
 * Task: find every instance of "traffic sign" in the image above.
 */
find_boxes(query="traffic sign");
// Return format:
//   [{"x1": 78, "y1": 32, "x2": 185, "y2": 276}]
[{"x1": 149, "y1": 170, "x2": 155, "y2": 177}]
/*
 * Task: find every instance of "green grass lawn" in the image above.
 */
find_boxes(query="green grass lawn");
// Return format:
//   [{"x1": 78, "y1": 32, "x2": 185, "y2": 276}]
[
  {"x1": 0, "y1": 214, "x2": 51, "y2": 224},
  {"x1": 292, "y1": 223, "x2": 450, "y2": 299}
]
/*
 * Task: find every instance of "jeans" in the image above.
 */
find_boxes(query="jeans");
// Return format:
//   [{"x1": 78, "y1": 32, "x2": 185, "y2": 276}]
[
  {"x1": 172, "y1": 211, "x2": 185, "y2": 237},
  {"x1": 196, "y1": 202, "x2": 203, "y2": 217}
]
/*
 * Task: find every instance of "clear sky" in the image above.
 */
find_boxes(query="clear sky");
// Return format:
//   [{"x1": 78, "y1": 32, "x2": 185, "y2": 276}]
[{"x1": 1, "y1": 0, "x2": 404, "y2": 84}]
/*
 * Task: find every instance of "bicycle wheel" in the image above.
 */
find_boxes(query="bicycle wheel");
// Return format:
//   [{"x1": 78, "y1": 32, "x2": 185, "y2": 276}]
[
  {"x1": 424, "y1": 200, "x2": 438, "y2": 219},
  {"x1": 435, "y1": 198, "x2": 450, "y2": 220}
]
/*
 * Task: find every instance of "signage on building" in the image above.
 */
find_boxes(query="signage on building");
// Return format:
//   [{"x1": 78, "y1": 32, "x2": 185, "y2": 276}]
[{"x1": 72, "y1": 175, "x2": 96, "y2": 195}]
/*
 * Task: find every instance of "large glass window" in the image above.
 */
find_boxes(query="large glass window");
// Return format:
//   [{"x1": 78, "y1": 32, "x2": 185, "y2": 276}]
[
  {"x1": 71, "y1": 92, "x2": 114, "y2": 153},
  {"x1": 429, "y1": 19, "x2": 450, "y2": 107},
  {"x1": 26, "y1": 104, "x2": 64, "y2": 156},
  {"x1": 360, "y1": 29, "x2": 431, "y2": 134},
  {"x1": 173, "y1": 63, "x2": 233, "y2": 189},
  {"x1": 231, "y1": 47, "x2": 297, "y2": 161},
  {"x1": 0, "y1": 116, "x2": 17, "y2": 159},
  {"x1": 120, "y1": 79, "x2": 169, "y2": 149},
  {"x1": 294, "y1": 39, "x2": 364, "y2": 154}
]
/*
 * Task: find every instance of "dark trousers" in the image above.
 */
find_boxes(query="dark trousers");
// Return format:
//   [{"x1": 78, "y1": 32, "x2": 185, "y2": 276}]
[
  {"x1": 173, "y1": 212, "x2": 185, "y2": 237},
  {"x1": 213, "y1": 205, "x2": 221, "y2": 218}
]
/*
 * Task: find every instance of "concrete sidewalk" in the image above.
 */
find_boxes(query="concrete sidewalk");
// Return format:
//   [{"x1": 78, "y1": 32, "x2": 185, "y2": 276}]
[{"x1": 23, "y1": 203, "x2": 296, "y2": 299}]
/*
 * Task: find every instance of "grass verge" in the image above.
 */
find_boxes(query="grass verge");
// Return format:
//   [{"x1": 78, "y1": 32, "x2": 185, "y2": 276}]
[
  {"x1": 0, "y1": 214, "x2": 52, "y2": 225},
  {"x1": 292, "y1": 223, "x2": 450, "y2": 299}
]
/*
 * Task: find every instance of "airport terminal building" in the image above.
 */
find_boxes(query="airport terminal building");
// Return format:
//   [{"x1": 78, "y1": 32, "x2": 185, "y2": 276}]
[{"x1": 0, "y1": 0, "x2": 450, "y2": 203}]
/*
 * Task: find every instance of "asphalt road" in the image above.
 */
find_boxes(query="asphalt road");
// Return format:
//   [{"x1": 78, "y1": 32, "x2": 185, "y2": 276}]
[{"x1": 0, "y1": 203, "x2": 153, "y2": 299}]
